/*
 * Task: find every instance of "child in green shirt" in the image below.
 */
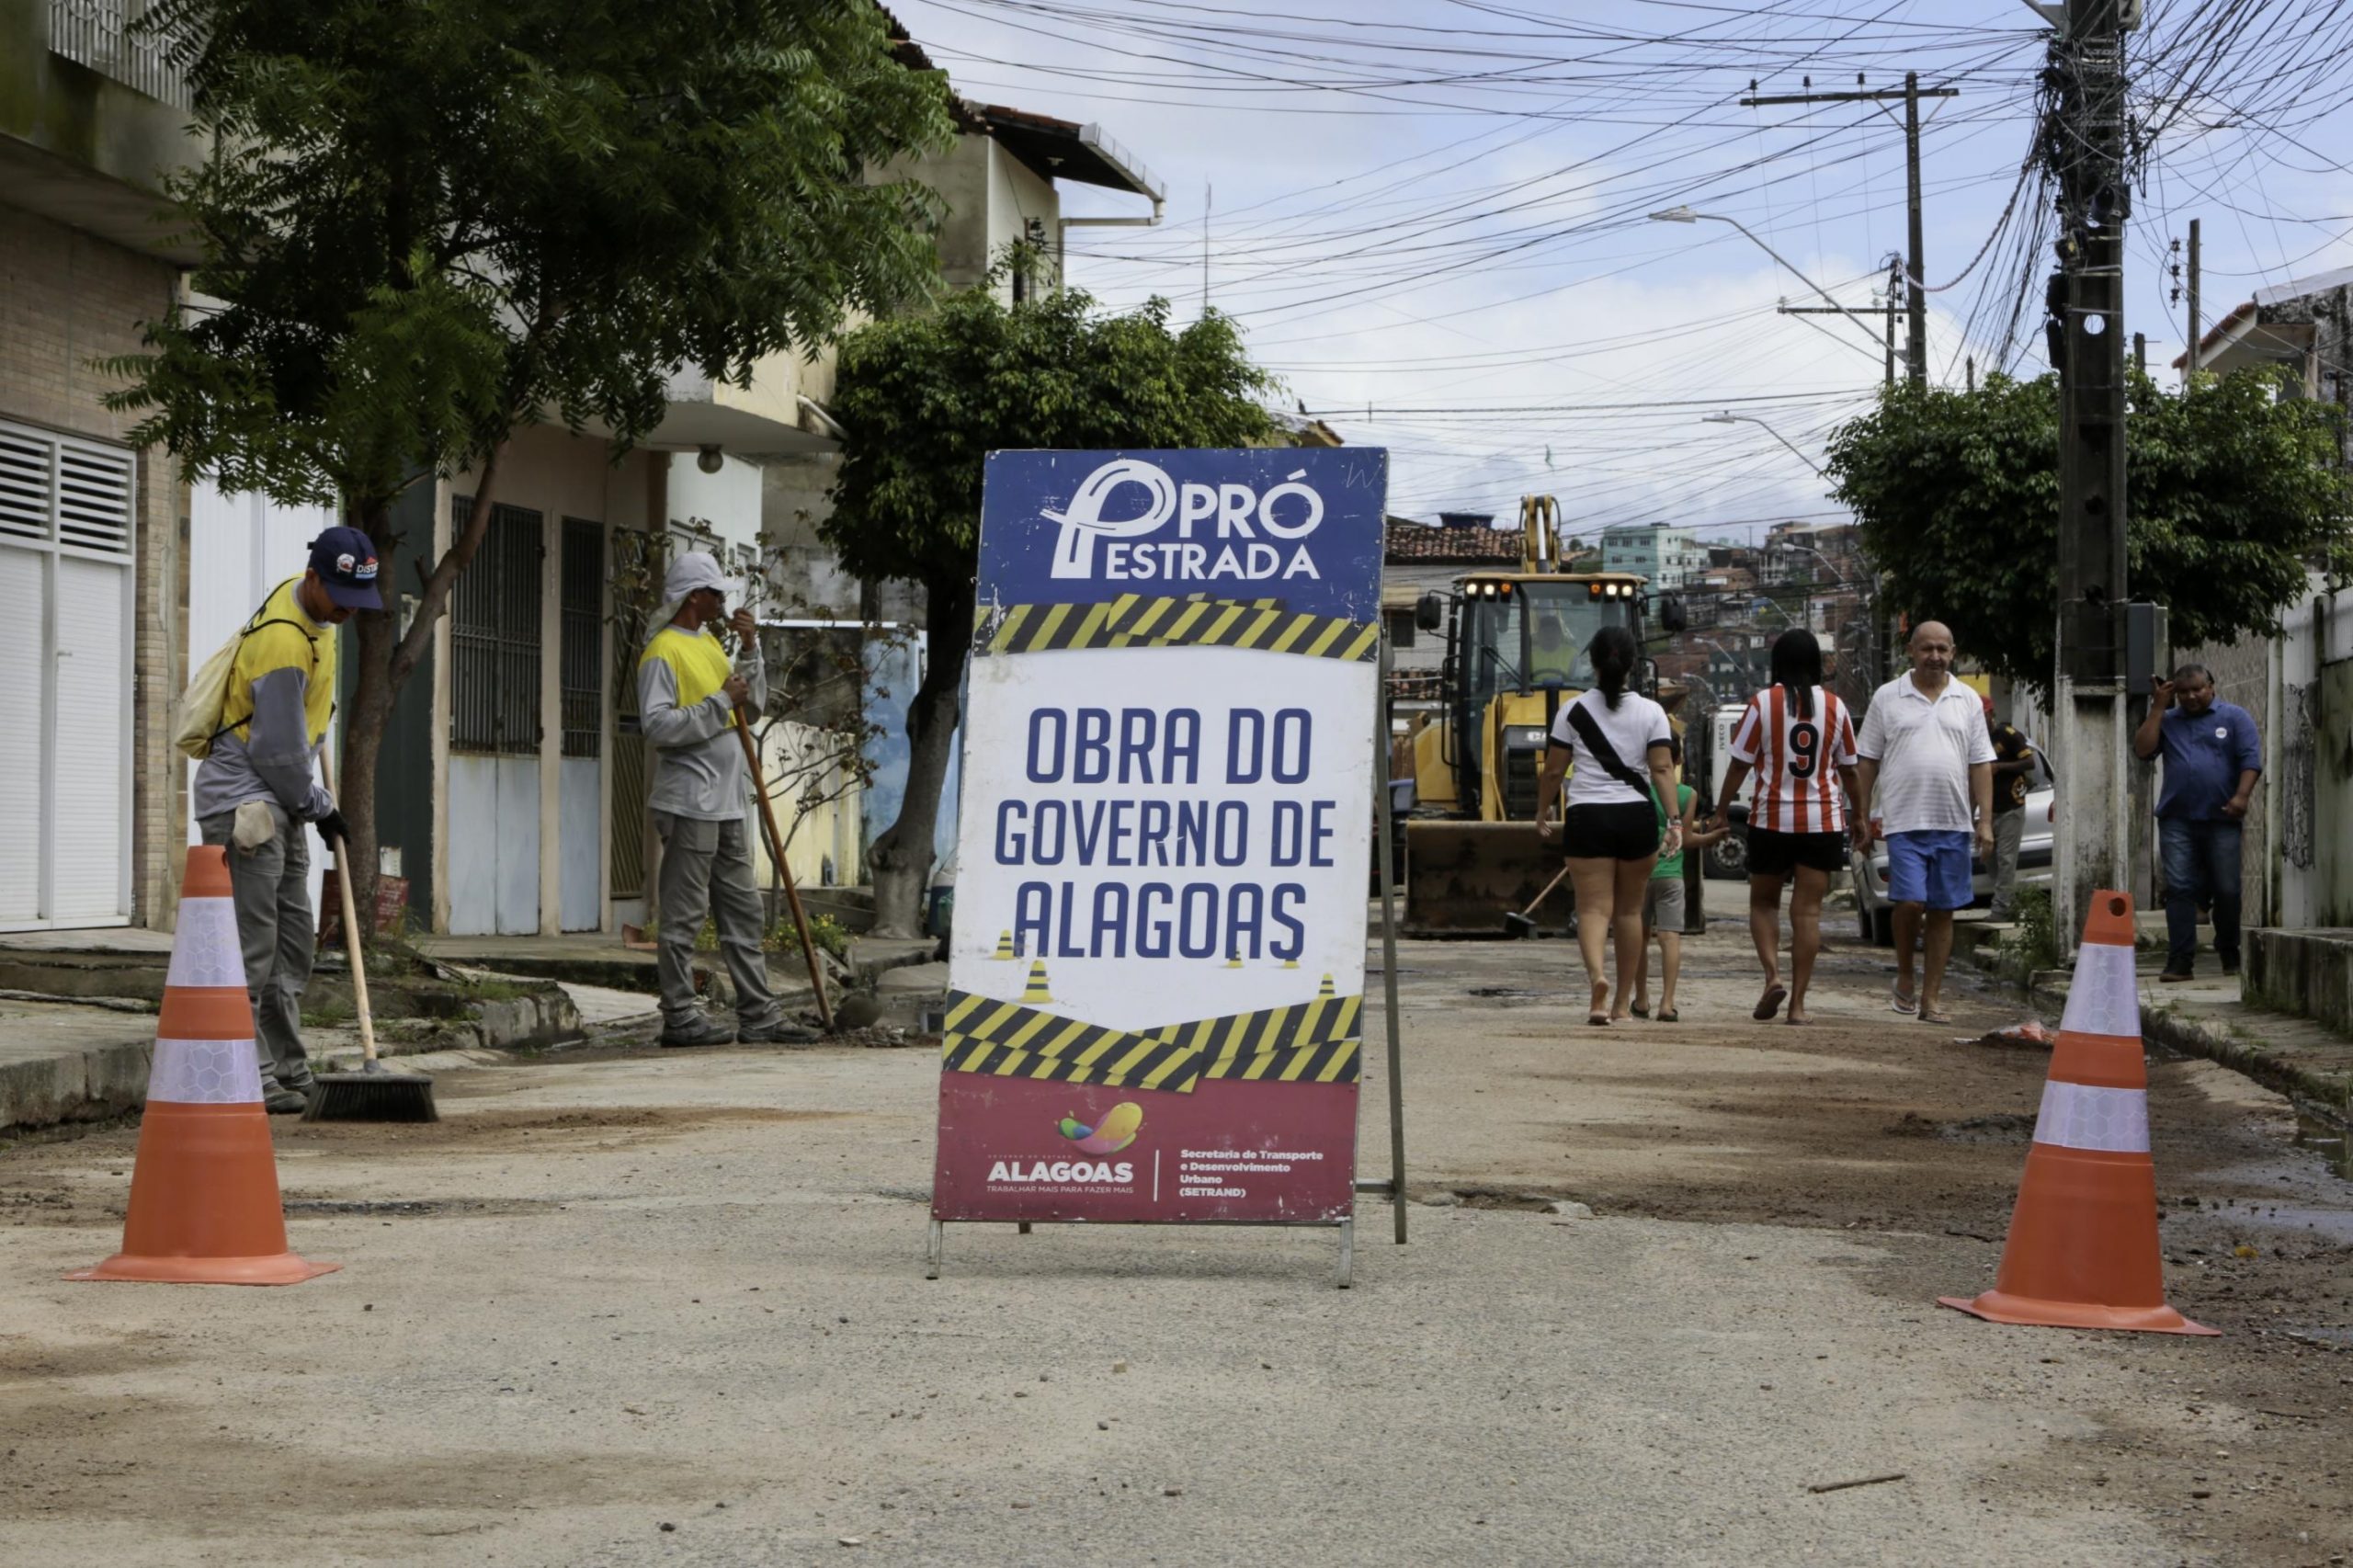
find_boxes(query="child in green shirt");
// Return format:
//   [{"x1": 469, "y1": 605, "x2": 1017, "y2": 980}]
[{"x1": 1632, "y1": 737, "x2": 1728, "y2": 1021}]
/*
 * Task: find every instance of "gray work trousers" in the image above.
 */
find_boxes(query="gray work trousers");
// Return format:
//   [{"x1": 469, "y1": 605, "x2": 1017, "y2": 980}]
[
  {"x1": 198, "y1": 803, "x2": 315, "y2": 1090},
  {"x1": 654, "y1": 811, "x2": 781, "y2": 1028},
  {"x1": 1988, "y1": 808, "x2": 2026, "y2": 918}
]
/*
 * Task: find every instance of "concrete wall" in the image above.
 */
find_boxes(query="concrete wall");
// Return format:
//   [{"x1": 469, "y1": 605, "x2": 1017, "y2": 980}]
[
  {"x1": 2170, "y1": 628, "x2": 2274, "y2": 926},
  {"x1": 908, "y1": 133, "x2": 1062, "y2": 298},
  {"x1": 0, "y1": 202, "x2": 182, "y2": 927}
]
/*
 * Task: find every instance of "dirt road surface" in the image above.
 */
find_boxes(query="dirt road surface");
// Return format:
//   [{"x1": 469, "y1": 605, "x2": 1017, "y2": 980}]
[{"x1": 4, "y1": 926, "x2": 2347, "y2": 1566}]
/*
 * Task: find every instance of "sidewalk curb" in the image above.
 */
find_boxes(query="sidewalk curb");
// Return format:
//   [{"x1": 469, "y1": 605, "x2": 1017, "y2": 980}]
[
  {"x1": 1967, "y1": 934, "x2": 2351, "y2": 1116},
  {"x1": 0, "y1": 1035, "x2": 152, "y2": 1135},
  {"x1": 2138, "y1": 1000, "x2": 2351, "y2": 1114}
]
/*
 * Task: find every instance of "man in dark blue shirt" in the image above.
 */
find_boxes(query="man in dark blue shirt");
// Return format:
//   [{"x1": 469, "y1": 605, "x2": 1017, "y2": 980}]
[{"x1": 2132, "y1": 663, "x2": 2263, "y2": 981}]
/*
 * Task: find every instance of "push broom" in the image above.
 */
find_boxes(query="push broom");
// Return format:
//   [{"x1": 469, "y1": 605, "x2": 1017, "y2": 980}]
[{"x1": 303, "y1": 836, "x2": 438, "y2": 1122}]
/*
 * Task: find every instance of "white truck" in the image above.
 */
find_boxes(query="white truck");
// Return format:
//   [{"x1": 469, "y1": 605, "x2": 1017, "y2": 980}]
[{"x1": 1695, "y1": 700, "x2": 1755, "y2": 880}]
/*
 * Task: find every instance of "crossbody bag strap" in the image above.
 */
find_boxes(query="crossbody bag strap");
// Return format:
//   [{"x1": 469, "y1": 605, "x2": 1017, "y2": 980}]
[{"x1": 1566, "y1": 699, "x2": 1659, "y2": 799}]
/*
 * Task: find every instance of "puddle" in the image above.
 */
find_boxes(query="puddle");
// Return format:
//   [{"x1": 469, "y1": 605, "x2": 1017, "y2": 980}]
[{"x1": 2292, "y1": 1109, "x2": 2352, "y2": 1179}]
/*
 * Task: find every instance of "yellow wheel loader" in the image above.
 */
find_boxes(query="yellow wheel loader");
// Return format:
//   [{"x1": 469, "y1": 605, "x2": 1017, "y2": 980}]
[{"x1": 1399, "y1": 496, "x2": 1688, "y2": 935}]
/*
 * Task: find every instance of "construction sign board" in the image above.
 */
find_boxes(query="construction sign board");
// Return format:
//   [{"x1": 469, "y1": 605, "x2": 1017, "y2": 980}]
[{"x1": 930, "y1": 448, "x2": 1388, "y2": 1241}]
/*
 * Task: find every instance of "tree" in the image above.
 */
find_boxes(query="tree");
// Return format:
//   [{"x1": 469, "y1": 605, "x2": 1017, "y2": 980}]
[
  {"x1": 101, "y1": 0, "x2": 953, "y2": 919},
  {"x1": 1825, "y1": 369, "x2": 2352, "y2": 691},
  {"x1": 823, "y1": 269, "x2": 1278, "y2": 935}
]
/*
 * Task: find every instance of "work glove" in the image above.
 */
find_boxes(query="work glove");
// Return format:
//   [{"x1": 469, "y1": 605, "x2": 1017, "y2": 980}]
[{"x1": 314, "y1": 809, "x2": 350, "y2": 851}]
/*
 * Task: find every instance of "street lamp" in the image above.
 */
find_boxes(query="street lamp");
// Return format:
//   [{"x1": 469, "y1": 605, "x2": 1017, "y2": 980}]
[
  {"x1": 1701, "y1": 410, "x2": 1828, "y2": 478},
  {"x1": 1650, "y1": 206, "x2": 1886, "y2": 356}
]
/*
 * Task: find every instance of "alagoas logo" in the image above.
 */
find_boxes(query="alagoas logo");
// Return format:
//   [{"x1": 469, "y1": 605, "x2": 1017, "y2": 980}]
[
  {"x1": 983, "y1": 1102, "x2": 1143, "y2": 1185},
  {"x1": 1044, "y1": 458, "x2": 1325, "y2": 585},
  {"x1": 334, "y1": 552, "x2": 381, "y2": 583}
]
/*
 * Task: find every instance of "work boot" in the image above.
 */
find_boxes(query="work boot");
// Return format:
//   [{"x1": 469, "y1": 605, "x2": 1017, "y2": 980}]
[
  {"x1": 736, "y1": 1018, "x2": 818, "y2": 1045},
  {"x1": 659, "y1": 1015, "x2": 735, "y2": 1049},
  {"x1": 261, "y1": 1084, "x2": 310, "y2": 1115}
]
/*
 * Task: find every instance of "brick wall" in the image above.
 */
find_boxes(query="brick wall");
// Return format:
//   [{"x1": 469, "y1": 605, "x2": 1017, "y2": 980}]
[{"x1": 0, "y1": 203, "x2": 186, "y2": 927}]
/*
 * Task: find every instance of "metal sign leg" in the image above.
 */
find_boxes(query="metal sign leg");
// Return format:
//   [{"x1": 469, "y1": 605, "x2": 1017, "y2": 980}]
[
  {"x1": 1373, "y1": 639, "x2": 1409, "y2": 1245},
  {"x1": 926, "y1": 1219, "x2": 944, "y2": 1280},
  {"x1": 1336, "y1": 1219, "x2": 1356, "y2": 1289}
]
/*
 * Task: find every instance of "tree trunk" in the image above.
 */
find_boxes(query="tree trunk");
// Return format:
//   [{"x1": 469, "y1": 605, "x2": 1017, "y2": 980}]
[
  {"x1": 867, "y1": 574, "x2": 972, "y2": 937},
  {"x1": 337, "y1": 442, "x2": 509, "y2": 937}
]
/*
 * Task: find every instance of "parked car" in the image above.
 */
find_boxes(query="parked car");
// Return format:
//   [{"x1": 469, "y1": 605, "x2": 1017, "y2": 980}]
[{"x1": 1850, "y1": 749, "x2": 2055, "y2": 946}]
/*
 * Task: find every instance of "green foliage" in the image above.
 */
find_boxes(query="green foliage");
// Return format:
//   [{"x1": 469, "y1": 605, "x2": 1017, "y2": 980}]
[
  {"x1": 101, "y1": 0, "x2": 955, "y2": 517},
  {"x1": 769, "y1": 914, "x2": 852, "y2": 960},
  {"x1": 821, "y1": 269, "x2": 1279, "y2": 587},
  {"x1": 1825, "y1": 369, "x2": 2353, "y2": 690},
  {"x1": 2004, "y1": 885, "x2": 2063, "y2": 976}
]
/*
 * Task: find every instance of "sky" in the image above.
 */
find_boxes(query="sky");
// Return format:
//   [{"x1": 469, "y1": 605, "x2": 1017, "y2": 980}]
[{"x1": 892, "y1": 0, "x2": 2353, "y2": 546}]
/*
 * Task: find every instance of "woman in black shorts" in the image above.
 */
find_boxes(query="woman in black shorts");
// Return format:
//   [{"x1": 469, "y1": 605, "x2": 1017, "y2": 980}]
[
  {"x1": 1537, "y1": 626, "x2": 1680, "y2": 1025},
  {"x1": 1708, "y1": 630, "x2": 1862, "y2": 1025}
]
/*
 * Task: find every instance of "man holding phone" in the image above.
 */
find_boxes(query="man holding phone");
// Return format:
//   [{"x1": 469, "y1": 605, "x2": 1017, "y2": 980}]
[{"x1": 2133, "y1": 664, "x2": 2262, "y2": 982}]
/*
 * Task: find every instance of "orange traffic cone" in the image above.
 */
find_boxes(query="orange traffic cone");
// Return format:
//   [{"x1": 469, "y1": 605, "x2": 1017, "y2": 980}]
[
  {"x1": 68, "y1": 846, "x2": 339, "y2": 1287},
  {"x1": 1938, "y1": 890, "x2": 2214, "y2": 1335}
]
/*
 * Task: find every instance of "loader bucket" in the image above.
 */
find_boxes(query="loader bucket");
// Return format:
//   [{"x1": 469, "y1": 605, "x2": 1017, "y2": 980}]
[{"x1": 1403, "y1": 821, "x2": 1568, "y2": 937}]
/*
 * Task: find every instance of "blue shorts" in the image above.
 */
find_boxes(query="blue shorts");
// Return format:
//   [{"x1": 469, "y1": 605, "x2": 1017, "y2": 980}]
[{"x1": 1886, "y1": 830, "x2": 1973, "y2": 911}]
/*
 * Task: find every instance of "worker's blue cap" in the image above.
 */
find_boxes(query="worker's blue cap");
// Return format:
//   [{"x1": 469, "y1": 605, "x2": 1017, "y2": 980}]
[{"x1": 308, "y1": 526, "x2": 383, "y2": 610}]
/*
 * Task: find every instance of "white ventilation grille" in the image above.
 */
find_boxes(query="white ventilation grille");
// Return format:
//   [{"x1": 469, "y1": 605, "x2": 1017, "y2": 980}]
[
  {"x1": 0, "y1": 421, "x2": 137, "y2": 558},
  {"x1": 0, "y1": 426, "x2": 50, "y2": 544},
  {"x1": 57, "y1": 443, "x2": 135, "y2": 556}
]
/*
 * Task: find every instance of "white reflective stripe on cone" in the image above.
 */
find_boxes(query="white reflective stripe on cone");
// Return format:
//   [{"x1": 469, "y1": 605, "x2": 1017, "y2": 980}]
[
  {"x1": 147, "y1": 1037, "x2": 265, "y2": 1105},
  {"x1": 2058, "y1": 939, "x2": 2141, "y2": 1042},
  {"x1": 2035, "y1": 1079, "x2": 2151, "y2": 1153},
  {"x1": 165, "y1": 896, "x2": 246, "y2": 992}
]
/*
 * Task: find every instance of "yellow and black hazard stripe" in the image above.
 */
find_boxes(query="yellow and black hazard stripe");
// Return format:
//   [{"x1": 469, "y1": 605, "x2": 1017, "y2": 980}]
[
  {"x1": 976, "y1": 599, "x2": 1118, "y2": 655},
  {"x1": 938, "y1": 987, "x2": 1363, "y2": 1092},
  {"x1": 1148, "y1": 992, "x2": 1361, "y2": 1062},
  {"x1": 941, "y1": 1033, "x2": 1204, "y2": 1094},
  {"x1": 974, "y1": 593, "x2": 1376, "y2": 664},
  {"x1": 1105, "y1": 594, "x2": 1378, "y2": 662},
  {"x1": 1199, "y1": 1034, "x2": 1360, "y2": 1084},
  {"x1": 939, "y1": 990, "x2": 1205, "y2": 1093}
]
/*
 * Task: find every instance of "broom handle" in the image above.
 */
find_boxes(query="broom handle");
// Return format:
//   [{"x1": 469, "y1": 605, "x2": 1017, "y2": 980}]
[
  {"x1": 335, "y1": 837, "x2": 378, "y2": 1067},
  {"x1": 734, "y1": 702, "x2": 835, "y2": 1033},
  {"x1": 1518, "y1": 860, "x2": 1574, "y2": 920}
]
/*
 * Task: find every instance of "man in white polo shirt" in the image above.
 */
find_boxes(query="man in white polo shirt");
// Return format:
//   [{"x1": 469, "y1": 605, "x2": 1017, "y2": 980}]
[{"x1": 1855, "y1": 621, "x2": 1995, "y2": 1025}]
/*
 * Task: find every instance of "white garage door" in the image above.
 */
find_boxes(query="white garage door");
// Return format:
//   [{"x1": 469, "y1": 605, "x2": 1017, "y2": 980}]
[{"x1": 0, "y1": 418, "x2": 135, "y2": 929}]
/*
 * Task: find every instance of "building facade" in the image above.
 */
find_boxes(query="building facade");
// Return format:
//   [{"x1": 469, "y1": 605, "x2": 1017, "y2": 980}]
[
  {"x1": 1599, "y1": 523, "x2": 1703, "y2": 589},
  {"x1": 2, "y1": 1, "x2": 203, "y2": 931}
]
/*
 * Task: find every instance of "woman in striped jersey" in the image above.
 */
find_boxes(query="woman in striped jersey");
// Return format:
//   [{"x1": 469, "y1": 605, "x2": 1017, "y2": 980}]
[{"x1": 1708, "y1": 631, "x2": 1862, "y2": 1025}]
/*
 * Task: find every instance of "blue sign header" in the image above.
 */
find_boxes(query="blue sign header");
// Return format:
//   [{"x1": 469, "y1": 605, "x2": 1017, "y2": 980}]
[{"x1": 977, "y1": 449, "x2": 1388, "y2": 623}]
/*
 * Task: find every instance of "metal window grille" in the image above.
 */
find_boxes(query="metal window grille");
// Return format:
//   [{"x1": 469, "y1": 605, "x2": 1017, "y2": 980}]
[
  {"x1": 47, "y1": 0, "x2": 193, "y2": 111},
  {"x1": 606, "y1": 528, "x2": 667, "y2": 899},
  {"x1": 449, "y1": 497, "x2": 543, "y2": 756},
  {"x1": 559, "y1": 518, "x2": 603, "y2": 758}
]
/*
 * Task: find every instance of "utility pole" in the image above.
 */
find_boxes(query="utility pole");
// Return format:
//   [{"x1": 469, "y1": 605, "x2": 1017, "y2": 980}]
[
  {"x1": 1904, "y1": 73, "x2": 1929, "y2": 386},
  {"x1": 1885, "y1": 258, "x2": 1900, "y2": 385},
  {"x1": 1742, "y1": 74, "x2": 1957, "y2": 386},
  {"x1": 2185, "y1": 217, "x2": 2201, "y2": 385},
  {"x1": 2048, "y1": 0, "x2": 2145, "y2": 945},
  {"x1": 1202, "y1": 183, "x2": 1211, "y2": 316}
]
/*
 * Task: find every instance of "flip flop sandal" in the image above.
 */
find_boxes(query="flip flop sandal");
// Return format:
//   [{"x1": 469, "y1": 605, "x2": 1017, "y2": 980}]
[
  {"x1": 1890, "y1": 983, "x2": 1918, "y2": 1016},
  {"x1": 1587, "y1": 1014, "x2": 1611, "y2": 1027},
  {"x1": 1919, "y1": 1006, "x2": 1954, "y2": 1025},
  {"x1": 1656, "y1": 1008, "x2": 1680, "y2": 1023},
  {"x1": 1631, "y1": 1001, "x2": 1651, "y2": 1017},
  {"x1": 1753, "y1": 984, "x2": 1788, "y2": 1021}
]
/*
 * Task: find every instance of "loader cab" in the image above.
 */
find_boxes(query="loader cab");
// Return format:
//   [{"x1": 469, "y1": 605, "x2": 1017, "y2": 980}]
[{"x1": 1420, "y1": 574, "x2": 1654, "y2": 820}]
